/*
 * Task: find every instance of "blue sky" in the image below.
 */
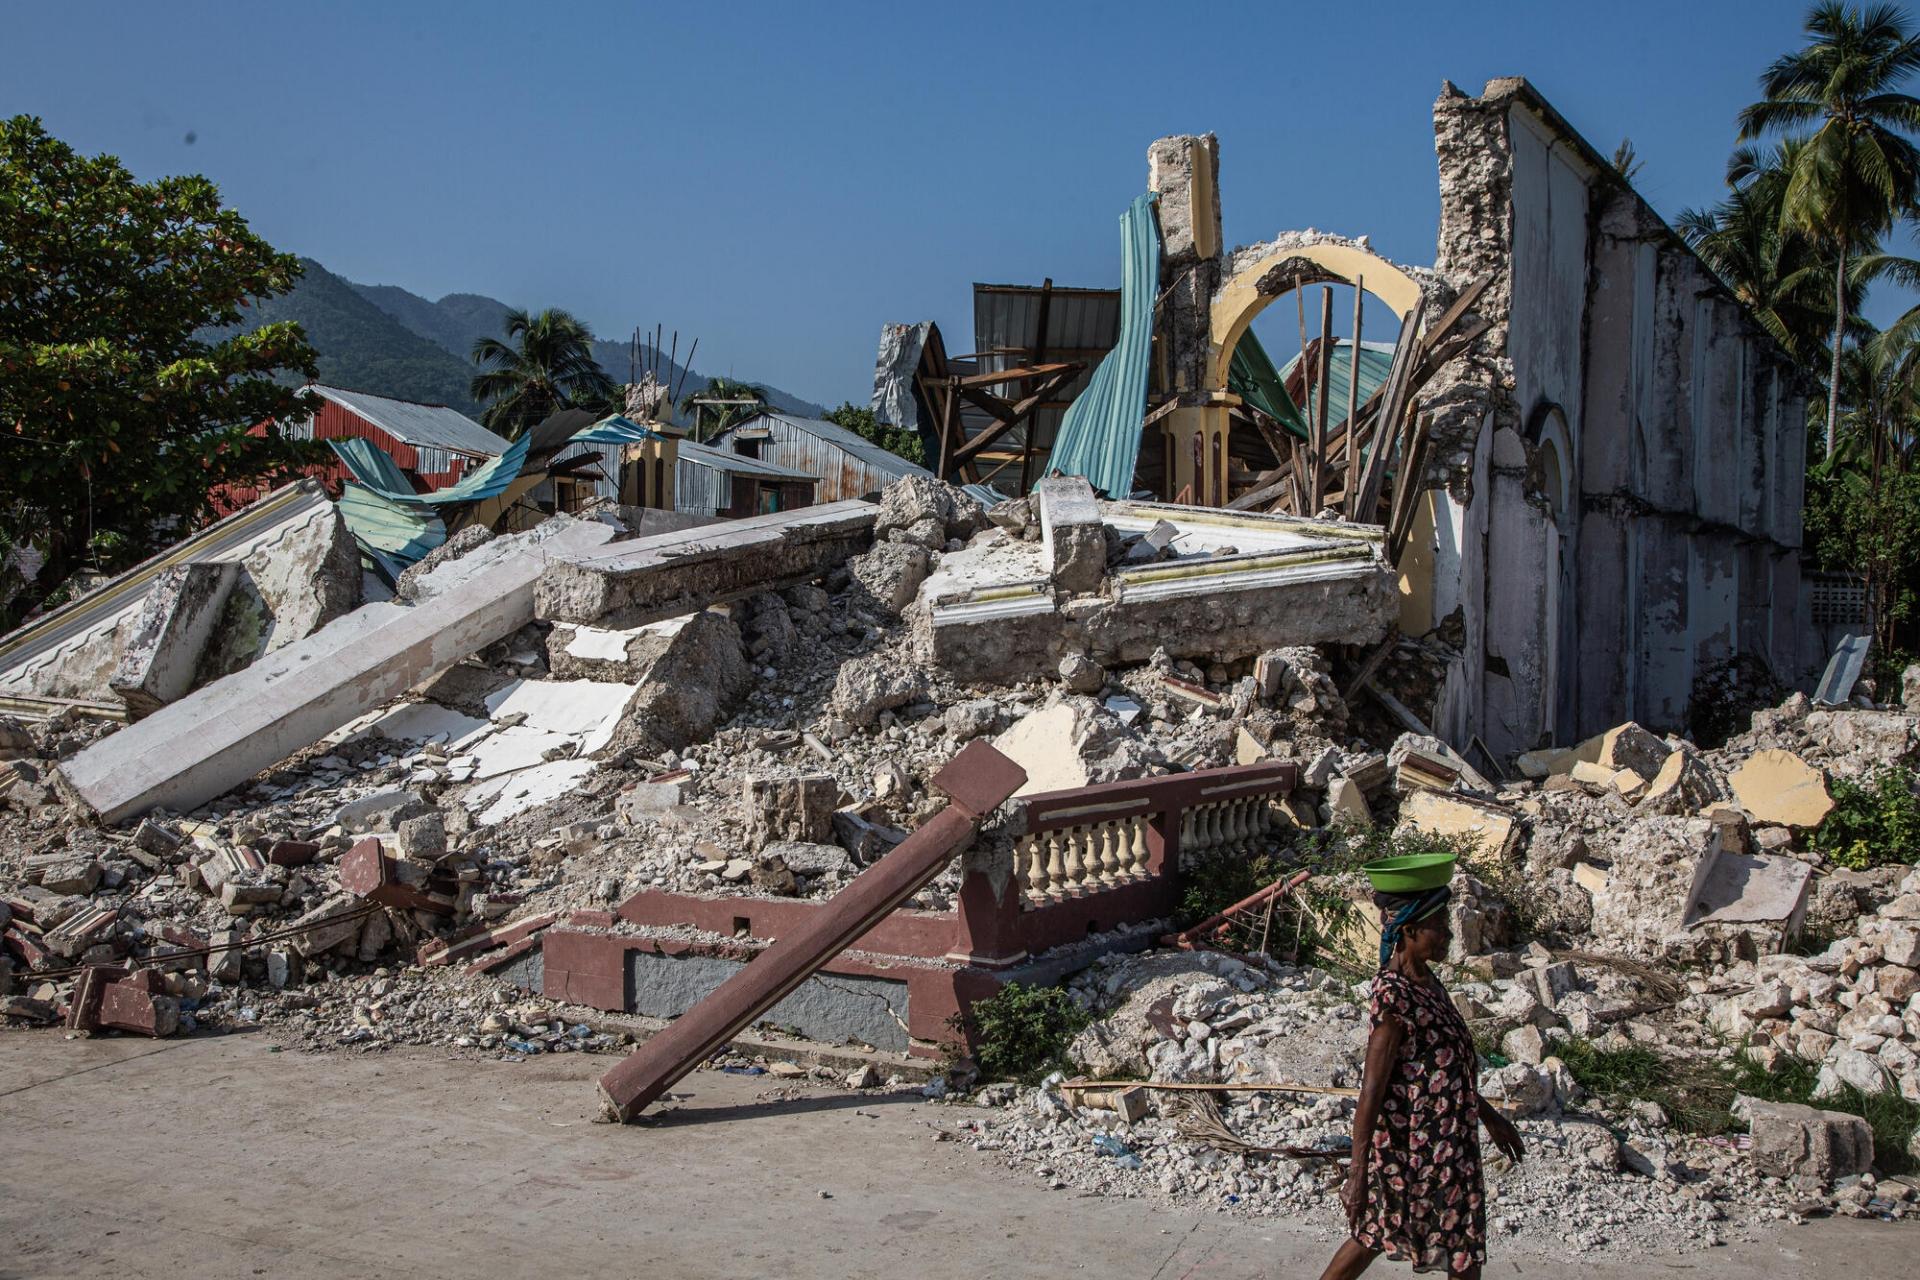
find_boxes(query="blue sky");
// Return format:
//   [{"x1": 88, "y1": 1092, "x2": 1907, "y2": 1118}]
[{"x1": 5, "y1": 0, "x2": 1912, "y2": 406}]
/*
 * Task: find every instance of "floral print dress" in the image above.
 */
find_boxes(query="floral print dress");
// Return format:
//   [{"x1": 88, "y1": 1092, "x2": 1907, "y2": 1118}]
[{"x1": 1352, "y1": 968, "x2": 1486, "y2": 1274}]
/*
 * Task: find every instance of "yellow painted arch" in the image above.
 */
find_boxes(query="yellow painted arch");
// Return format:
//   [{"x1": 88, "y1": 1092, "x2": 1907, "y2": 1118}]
[{"x1": 1208, "y1": 242, "x2": 1424, "y2": 390}]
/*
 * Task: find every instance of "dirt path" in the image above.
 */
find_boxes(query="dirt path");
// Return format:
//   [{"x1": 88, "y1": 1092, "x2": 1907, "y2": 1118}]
[{"x1": 0, "y1": 1032, "x2": 1904, "y2": 1279}]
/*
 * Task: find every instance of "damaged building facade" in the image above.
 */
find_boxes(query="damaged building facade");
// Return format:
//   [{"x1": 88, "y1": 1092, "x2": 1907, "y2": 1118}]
[
  {"x1": 1144, "y1": 80, "x2": 1812, "y2": 762},
  {"x1": 883, "y1": 78, "x2": 1814, "y2": 765}
]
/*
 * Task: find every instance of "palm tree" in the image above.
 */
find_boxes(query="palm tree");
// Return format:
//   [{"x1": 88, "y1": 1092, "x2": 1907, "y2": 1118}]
[
  {"x1": 469, "y1": 308, "x2": 616, "y2": 439},
  {"x1": 678, "y1": 376, "x2": 768, "y2": 441},
  {"x1": 1740, "y1": 2, "x2": 1920, "y2": 455},
  {"x1": 1679, "y1": 139, "x2": 1872, "y2": 365}
]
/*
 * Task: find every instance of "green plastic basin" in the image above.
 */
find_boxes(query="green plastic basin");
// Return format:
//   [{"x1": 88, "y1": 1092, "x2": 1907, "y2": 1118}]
[{"x1": 1361, "y1": 853, "x2": 1458, "y2": 894}]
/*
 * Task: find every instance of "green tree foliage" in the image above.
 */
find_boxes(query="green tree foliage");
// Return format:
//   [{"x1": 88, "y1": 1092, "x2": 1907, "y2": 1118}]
[
  {"x1": 469, "y1": 307, "x2": 614, "y2": 439},
  {"x1": 678, "y1": 376, "x2": 767, "y2": 441},
  {"x1": 0, "y1": 115, "x2": 321, "y2": 622},
  {"x1": 823, "y1": 401, "x2": 926, "y2": 466},
  {"x1": 1740, "y1": 2, "x2": 1920, "y2": 454},
  {"x1": 1678, "y1": 140, "x2": 1866, "y2": 367}
]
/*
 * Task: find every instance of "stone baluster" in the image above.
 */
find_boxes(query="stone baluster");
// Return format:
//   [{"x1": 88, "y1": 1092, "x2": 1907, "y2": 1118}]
[
  {"x1": 1129, "y1": 817, "x2": 1151, "y2": 879},
  {"x1": 1062, "y1": 825, "x2": 1087, "y2": 895},
  {"x1": 1097, "y1": 821, "x2": 1121, "y2": 886},
  {"x1": 1022, "y1": 834, "x2": 1050, "y2": 905},
  {"x1": 1045, "y1": 830, "x2": 1068, "y2": 901}
]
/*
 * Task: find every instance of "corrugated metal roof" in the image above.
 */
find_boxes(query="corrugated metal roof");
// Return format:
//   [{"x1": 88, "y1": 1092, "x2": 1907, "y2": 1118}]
[
  {"x1": 337, "y1": 482, "x2": 446, "y2": 579},
  {"x1": 1277, "y1": 340, "x2": 1396, "y2": 432},
  {"x1": 968, "y1": 284, "x2": 1121, "y2": 458},
  {"x1": 677, "y1": 438, "x2": 818, "y2": 482},
  {"x1": 724, "y1": 411, "x2": 925, "y2": 482},
  {"x1": 1045, "y1": 194, "x2": 1161, "y2": 498},
  {"x1": 310, "y1": 385, "x2": 512, "y2": 459},
  {"x1": 329, "y1": 437, "x2": 415, "y2": 494}
]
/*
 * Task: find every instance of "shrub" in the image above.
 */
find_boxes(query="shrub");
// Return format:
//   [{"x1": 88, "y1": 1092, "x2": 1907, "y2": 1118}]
[
  {"x1": 1810, "y1": 765, "x2": 1920, "y2": 869},
  {"x1": 962, "y1": 982, "x2": 1090, "y2": 1084}
]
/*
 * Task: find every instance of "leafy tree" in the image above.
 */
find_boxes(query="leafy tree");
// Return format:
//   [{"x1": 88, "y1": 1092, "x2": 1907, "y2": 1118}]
[
  {"x1": 1740, "y1": 2, "x2": 1920, "y2": 454},
  {"x1": 678, "y1": 376, "x2": 767, "y2": 441},
  {"x1": 469, "y1": 307, "x2": 614, "y2": 439},
  {"x1": 824, "y1": 401, "x2": 926, "y2": 466},
  {"x1": 0, "y1": 115, "x2": 320, "y2": 623}
]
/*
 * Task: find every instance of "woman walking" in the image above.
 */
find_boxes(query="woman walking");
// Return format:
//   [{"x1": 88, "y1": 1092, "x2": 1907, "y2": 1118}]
[{"x1": 1318, "y1": 862, "x2": 1525, "y2": 1280}]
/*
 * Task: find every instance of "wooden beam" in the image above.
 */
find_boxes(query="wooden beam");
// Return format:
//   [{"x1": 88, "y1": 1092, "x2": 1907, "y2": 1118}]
[{"x1": 1344, "y1": 278, "x2": 1364, "y2": 514}]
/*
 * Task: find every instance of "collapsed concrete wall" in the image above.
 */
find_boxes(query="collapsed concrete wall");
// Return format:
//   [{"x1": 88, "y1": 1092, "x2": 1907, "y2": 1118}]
[
  {"x1": 0, "y1": 481, "x2": 360, "y2": 712},
  {"x1": 1414, "y1": 77, "x2": 1810, "y2": 761}
]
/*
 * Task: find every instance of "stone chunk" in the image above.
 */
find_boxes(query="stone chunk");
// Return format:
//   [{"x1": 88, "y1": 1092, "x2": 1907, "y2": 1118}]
[
  {"x1": 1740, "y1": 1097, "x2": 1874, "y2": 1184},
  {"x1": 1328, "y1": 777, "x2": 1372, "y2": 827},
  {"x1": 847, "y1": 541, "x2": 930, "y2": 615},
  {"x1": 108, "y1": 561, "x2": 239, "y2": 718},
  {"x1": 1058, "y1": 653, "x2": 1105, "y2": 694},
  {"x1": 1036, "y1": 476, "x2": 1105, "y2": 594},
  {"x1": 38, "y1": 858, "x2": 102, "y2": 897},
  {"x1": 395, "y1": 812, "x2": 448, "y2": 861},
  {"x1": 830, "y1": 654, "x2": 928, "y2": 729},
  {"x1": 744, "y1": 773, "x2": 839, "y2": 848},
  {"x1": 1728, "y1": 749, "x2": 1833, "y2": 828},
  {"x1": 287, "y1": 895, "x2": 367, "y2": 958},
  {"x1": 617, "y1": 780, "x2": 688, "y2": 822}
]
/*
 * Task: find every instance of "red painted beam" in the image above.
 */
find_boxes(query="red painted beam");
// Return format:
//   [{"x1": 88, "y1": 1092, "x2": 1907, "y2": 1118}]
[{"x1": 596, "y1": 740, "x2": 1026, "y2": 1122}]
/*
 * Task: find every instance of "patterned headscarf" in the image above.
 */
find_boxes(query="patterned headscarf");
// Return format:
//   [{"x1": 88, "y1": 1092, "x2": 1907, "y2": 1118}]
[{"x1": 1378, "y1": 885, "x2": 1453, "y2": 969}]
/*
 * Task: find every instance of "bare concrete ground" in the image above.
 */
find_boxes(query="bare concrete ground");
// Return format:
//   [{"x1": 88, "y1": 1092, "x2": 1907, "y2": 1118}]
[{"x1": 0, "y1": 1032, "x2": 1907, "y2": 1280}]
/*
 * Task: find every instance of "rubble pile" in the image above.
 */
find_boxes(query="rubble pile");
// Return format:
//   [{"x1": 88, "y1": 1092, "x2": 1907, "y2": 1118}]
[{"x1": 4, "y1": 471, "x2": 1920, "y2": 1249}]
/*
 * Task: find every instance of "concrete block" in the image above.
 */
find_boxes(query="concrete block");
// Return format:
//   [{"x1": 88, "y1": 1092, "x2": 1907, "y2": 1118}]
[
  {"x1": 107, "y1": 562, "x2": 239, "y2": 718},
  {"x1": 743, "y1": 773, "x2": 839, "y2": 848},
  {"x1": 1037, "y1": 477, "x2": 1105, "y2": 595},
  {"x1": 1741, "y1": 1097, "x2": 1873, "y2": 1184},
  {"x1": 58, "y1": 518, "x2": 616, "y2": 825}
]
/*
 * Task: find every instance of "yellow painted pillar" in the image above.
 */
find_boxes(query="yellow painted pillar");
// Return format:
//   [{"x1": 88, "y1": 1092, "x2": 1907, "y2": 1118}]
[{"x1": 1160, "y1": 396, "x2": 1236, "y2": 506}]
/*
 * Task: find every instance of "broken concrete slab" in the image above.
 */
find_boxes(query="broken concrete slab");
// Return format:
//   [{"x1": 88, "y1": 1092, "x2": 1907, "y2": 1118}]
[
  {"x1": 1728, "y1": 749, "x2": 1833, "y2": 829},
  {"x1": 993, "y1": 703, "x2": 1090, "y2": 798},
  {"x1": 0, "y1": 480, "x2": 355, "y2": 707},
  {"x1": 1038, "y1": 476, "x2": 1105, "y2": 595},
  {"x1": 1397, "y1": 789, "x2": 1519, "y2": 859},
  {"x1": 1683, "y1": 847, "x2": 1813, "y2": 933},
  {"x1": 107, "y1": 562, "x2": 239, "y2": 718},
  {"x1": 535, "y1": 500, "x2": 876, "y2": 630},
  {"x1": 58, "y1": 517, "x2": 616, "y2": 825},
  {"x1": 921, "y1": 501, "x2": 1393, "y2": 685}
]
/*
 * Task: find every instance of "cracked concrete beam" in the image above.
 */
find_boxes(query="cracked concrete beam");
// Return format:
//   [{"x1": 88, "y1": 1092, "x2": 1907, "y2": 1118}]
[{"x1": 534, "y1": 500, "x2": 877, "y2": 630}]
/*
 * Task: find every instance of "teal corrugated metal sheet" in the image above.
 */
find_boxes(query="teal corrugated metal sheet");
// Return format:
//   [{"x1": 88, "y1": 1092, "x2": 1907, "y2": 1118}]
[
  {"x1": 570, "y1": 415, "x2": 668, "y2": 447},
  {"x1": 337, "y1": 482, "x2": 446, "y2": 578},
  {"x1": 412, "y1": 433, "x2": 531, "y2": 506},
  {"x1": 1278, "y1": 341, "x2": 1395, "y2": 433},
  {"x1": 1229, "y1": 331, "x2": 1308, "y2": 437},
  {"x1": 1043, "y1": 194, "x2": 1161, "y2": 498},
  {"x1": 329, "y1": 437, "x2": 416, "y2": 494}
]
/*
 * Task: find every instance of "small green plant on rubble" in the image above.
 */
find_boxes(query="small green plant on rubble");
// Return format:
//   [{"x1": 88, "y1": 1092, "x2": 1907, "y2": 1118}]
[
  {"x1": 960, "y1": 982, "x2": 1091, "y2": 1084},
  {"x1": 1810, "y1": 765, "x2": 1920, "y2": 870}
]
